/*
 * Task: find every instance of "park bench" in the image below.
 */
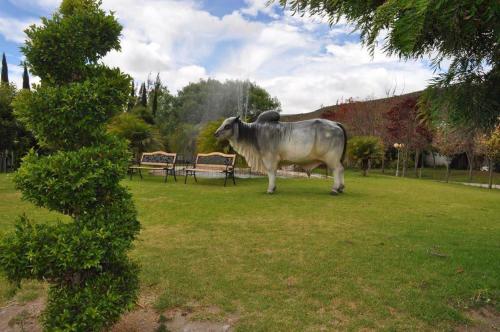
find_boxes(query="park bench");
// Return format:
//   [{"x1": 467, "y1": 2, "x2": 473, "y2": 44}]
[
  {"x1": 184, "y1": 152, "x2": 236, "y2": 186},
  {"x1": 129, "y1": 151, "x2": 177, "y2": 182}
]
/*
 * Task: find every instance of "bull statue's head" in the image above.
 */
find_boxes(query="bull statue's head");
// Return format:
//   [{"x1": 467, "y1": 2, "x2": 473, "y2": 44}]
[{"x1": 214, "y1": 116, "x2": 240, "y2": 140}]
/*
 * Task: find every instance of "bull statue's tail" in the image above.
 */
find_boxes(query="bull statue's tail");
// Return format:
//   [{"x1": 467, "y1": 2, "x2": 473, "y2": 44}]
[{"x1": 336, "y1": 122, "x2": 347, "y2": 165}]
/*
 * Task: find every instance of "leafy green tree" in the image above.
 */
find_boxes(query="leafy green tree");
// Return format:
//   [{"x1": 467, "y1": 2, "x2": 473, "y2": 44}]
[
  {"x1": 196, "y1": 119, "x2": 231, "y2": 153},
  {"x1": 174, "y1": 79, "x2": 280, "y2": 125},
  {"x1": 0, "y1": 84, "x2": 17, "y2": 171},
  {"x1": 151, "y1": 73, "x2": 161, "y2": 117},
  {"x1": 155, "y1": 88, "x2": 178, "y2": 149},
  {"x1": 22, "y1": 63, "x2": 30, "y2": 90},
  {"x1": 348, "y1": 136, "x2": 383, "y2": 176},
  {"x1": 277, "y1": 0, "x2": 499, "y2": 129},
  {"x1": 247, "y1": 84, "x2": 281, "y2": 121},
  {"x1": 1, "y1": 52, "x2": 8, "y2": 83},
  {"x1": 0, "y1": 85, "x2": 34, "y2": 172},
  {"x1": 477, "y1": 125, "x2": 500, "y2": 189},
  {"x1": 108, "y1": 112, "x2": 163, "y2": 161},
  {"x1": 432, "y1": 123, "x2": 466, "y2": 182},
  {"x1": 127, "y1": 80, "x2": 135, "y2": 111},
  {"x1": 0, "y1": 1, "x2": 140, "y2": 330},
  {"x1": 131, "y1": 104, "x2": 155, "y2": 125},
  {"x1": 165, "y1": 124, "x2": 198, "y2": 158}
]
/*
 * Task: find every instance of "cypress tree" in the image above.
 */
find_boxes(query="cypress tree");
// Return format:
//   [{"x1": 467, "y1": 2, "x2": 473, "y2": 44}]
[
  {"x1": 1, "y1": 53, "x2": 8, "y2": 84},
  {"x1": 140, "y1": 82, "x2": 147, "y2": 107},
  {"x1": 152, "y1": 73, "x2": 160, "y2": 117},
  {"x1": 127, "y1": 80, "x2": 135, "y2": 111},
  {"x1": 22, "y1": 63, "x2": 30, "y2": 90},
  {"x1": 137, "y1": 82, "x2": 144, "y2": 105}
]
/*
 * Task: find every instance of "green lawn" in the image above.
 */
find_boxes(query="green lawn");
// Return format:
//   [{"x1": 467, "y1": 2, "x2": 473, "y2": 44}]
[
  {"x1": 372, "y1": 167, "x2": 500, "y2": 185},
  {"x1": 312, "y1": 166, "x2": 500, "y2": 185},
  {"x1": 0, "y1": 172, "x2": 499, "y2": 331}
]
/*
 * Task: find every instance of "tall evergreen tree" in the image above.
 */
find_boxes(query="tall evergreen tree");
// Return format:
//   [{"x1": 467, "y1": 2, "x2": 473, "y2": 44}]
[
  {"x1": 1, "y1": 53, "x2": 8, "y2": 84},
  {"x1": 140, "y1": 82, "x2": 147, "y2": 107},
  {"x1": 22, "y1": 63, "x2": 30, "y2": 90},
  {"x1": 127, "y1": 80, "x2": 135, "y2": 111},
  {"x1": 137, "y1": 82, "x2": 144, "y2": 105},
  {"x1": 152, "y1": 73, "x2": 160, "y2": 117}
]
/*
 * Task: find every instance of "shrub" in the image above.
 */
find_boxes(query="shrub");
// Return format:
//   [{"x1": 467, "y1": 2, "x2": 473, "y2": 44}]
[
  {"x1": 196, "y1": 119, "x2": 231, "y2": 153},
  {"x1": 0, "y1": 1, "x2": 140, "y2": 331},
  {"x1": 348, "y1": 136, "x2": 384, "y2": 176},
  {"x1": 108, "y1": 112, "x2": 163, "y2": 161}
]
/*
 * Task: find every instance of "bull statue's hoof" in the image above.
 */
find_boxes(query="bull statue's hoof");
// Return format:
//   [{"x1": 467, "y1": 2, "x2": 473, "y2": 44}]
[
  {"x1": 330, "y1": 189, "x2": 339, "y2": 196},
  {"x1": 338, "y1": 185, "x2": 345, "y2": 193},
  {"x1": 267, "y1": 186, "x2": 276, "y2": 194}
]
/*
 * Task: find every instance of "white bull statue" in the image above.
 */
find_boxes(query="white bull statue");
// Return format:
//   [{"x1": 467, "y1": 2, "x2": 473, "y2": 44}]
[{"x1": 214, "y1": 111, "x2": 347, "y2": 195}]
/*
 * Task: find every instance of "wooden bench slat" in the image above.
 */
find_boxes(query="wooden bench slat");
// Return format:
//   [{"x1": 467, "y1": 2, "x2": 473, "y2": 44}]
[
  {"x1": 185, "y1": 168, "x2": 229, "y2": 173},
  {"x1": 129, "y1": 166, "x2": 168, "y2": 170}
]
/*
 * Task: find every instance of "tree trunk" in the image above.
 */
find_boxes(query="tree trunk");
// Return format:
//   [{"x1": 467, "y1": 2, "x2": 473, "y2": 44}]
[
  {"x1": 432, "y1": 152, "x2": 436, "y2": 168},
  {"x1": 488, "y1": 159, "x2": 493, "y2": 189},
  {"x1": 445, "y1": 164, "x2": 451, "y2": 183},
  {"x1": 362, "y1": 159, "x2": 368, "y2": 176},
  {"x1": 402, "y1": 149, "x2": 407, "y2": 177},
  {"x1": 1, "y1": 150, "x2": 6, "y2": 173},
  {"x1": 466, "y1": 151, "x2": 474, "y2": 182},
  {"x1": 414, "y1": 149, "x2": 419, "y2": 177},
  {"x1": 381, "y1": 153, "x2": 385, "y2": 174},
  {"x1": 419, "y1": 151, "x2": 424, "y2": 178}
]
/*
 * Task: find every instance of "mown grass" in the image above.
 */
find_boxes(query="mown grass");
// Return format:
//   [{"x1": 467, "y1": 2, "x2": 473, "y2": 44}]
[
  {"x1": 0, "y1": 172, "x2": 499, "y2": 331},
  {"x1": 313, "y1": 166, "x2": 500, "y2": 185},
  {"x1": 373, "y1": 167, "x2": 499, "y2": 185}
]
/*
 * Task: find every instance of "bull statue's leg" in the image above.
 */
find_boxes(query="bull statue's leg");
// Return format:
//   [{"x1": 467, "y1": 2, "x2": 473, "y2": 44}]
[
  {"x1": 338, "y1": 164, "x2": 345, "y2": 192},
  {"x1": 334, "y1": 164, "x2": 345, "y2": 193},
  {"x1": 262, "y1": 156, "x2": 279, "y2": 194},
  {"x1": 267, "y1": 170, "x2": 277, "y2": 194},
  {"x1": 325, "y1": 155, "x2": 344, "y2": 195}
]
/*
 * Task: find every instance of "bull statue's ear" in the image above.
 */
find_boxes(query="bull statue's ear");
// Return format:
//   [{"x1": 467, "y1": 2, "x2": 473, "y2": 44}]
[{"x1": 235, "y1": 115, "x2": 240, "y2": 122}]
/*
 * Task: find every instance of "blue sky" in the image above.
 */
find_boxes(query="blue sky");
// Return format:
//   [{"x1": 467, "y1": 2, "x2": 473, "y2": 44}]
[{"x1": 0, "y1": 0, "x2": 436, "y2": 114}]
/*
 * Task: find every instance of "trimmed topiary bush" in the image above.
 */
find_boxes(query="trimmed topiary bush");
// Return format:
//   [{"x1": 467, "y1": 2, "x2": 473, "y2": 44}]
[{"x1": 0, "y1": 0, "x2": 140, "y2": 330}]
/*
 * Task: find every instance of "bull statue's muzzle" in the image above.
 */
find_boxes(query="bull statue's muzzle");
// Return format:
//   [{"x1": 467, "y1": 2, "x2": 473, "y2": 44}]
[{"x1": 214, "y1": 131, "x2": 220, "y2": 138}]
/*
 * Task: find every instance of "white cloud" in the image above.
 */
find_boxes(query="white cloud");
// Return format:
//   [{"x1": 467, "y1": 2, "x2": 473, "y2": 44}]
[
  {"x1": 255, "y1": 59, "x2": 432, "y2": 113},
  {"x1": 241, "y1": 0, "x2": 280, "y2": 18},
  {"x1": 7, "y1": 0, "x2": 59, "y2": 11},
  {"x1": 170, "y1": 65, "x2": 208, "y2": 91},
  {"x1": 0, "y1": 16, "x2": 36, "y2": 43}
]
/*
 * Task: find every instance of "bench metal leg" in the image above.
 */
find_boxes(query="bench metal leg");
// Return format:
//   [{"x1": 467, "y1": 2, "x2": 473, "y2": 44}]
[
  {"x1": 164, "y1": 169, "x2": 168, "y2": 183},
  {"x1": 184, "y1": 171, "x2": 188, "y2": 184},
  {"x1": 232, "y1": 172, "x2": 236, "y2": 185},
  {"x1": 173, "y1": 168, "x2": 177, "y2": 182},
  {"x1": 193, "y1": 171, "x2": 197, "y2": 183},
  {"x1": 224, "y1": 172, "x2": 228, "y2": 187},
  {"x1": 129, "y1": 168, "x2": 133, "y2": 180},
  {"x1": 138, "y1": 168, "x2": 143, "y2": 180}
]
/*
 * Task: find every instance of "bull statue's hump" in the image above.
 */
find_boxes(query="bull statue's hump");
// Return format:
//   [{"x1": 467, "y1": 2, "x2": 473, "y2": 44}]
[{"x1": 256, "y1": 111, "x2": 280, "y2": 123}]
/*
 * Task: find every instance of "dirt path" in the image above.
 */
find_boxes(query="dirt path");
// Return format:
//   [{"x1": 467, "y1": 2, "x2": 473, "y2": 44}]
[
  {"x1": 0, "y1": 297, "x2": 237, "y2": 332},
  {"x1": 1, "y1": 297, "x2": 497, "y2": 331}
]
